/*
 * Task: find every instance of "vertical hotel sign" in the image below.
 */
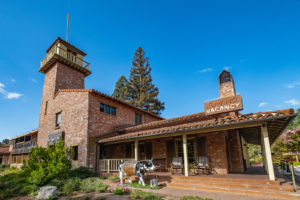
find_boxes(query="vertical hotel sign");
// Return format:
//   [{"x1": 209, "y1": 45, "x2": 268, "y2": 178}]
[{"x1": 204, "y1": 95, "x2": 243, "y2": 115}]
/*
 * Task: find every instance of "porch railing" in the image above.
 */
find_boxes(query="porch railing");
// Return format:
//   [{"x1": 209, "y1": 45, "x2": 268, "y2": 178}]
[
  {"x1": 99, "y1": 159, "x2": 135, "y2": 173},
  {"x1": 40, "y1": 45, "x2": 90, "y2": 71}
]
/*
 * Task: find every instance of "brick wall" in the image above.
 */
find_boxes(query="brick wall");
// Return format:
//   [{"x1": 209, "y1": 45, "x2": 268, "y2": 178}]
[
  {"x1": 227, "y1": 130, "x2": 244, "y2": 172},
  {"x1": 38, "y1": 62, "x2": 89, "y2": 167},
  {"x1": 152, "y1": 139, "x2": 167, "y2": 158},
  {"x1": 87, "y1": 94, "x2": 161, "y2": 168},
  {"x1": 207, "y1": 132, "x2": 229, "y2": 174},
  {"x1": 38, "y1": 61, "x2": 161, "y2": 169}
]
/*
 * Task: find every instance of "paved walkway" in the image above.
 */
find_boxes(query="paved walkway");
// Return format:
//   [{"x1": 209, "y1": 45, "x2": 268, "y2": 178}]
[{"x1": 137, "y1": 187, "x2": 290, "y2": 200}]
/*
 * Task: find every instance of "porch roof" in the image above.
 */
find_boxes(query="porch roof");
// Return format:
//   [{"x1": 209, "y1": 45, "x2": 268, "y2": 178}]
[{"x1": 98, "y1": 109, "x2": 296, "y2": 145}]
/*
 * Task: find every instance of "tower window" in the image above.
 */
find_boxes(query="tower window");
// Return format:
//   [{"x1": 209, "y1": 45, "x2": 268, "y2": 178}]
[
  {"x1": 100, "y1": 103, "x2": 105, "y2": 112},
  {"x1": 106, "y1": 105, "x2": 111, "y2": 114},
  {"x1": 56, "y1": 112, "x2": 62, "y2": 128},
  {"x1": 135, "y1": 113, "x2": 142, "y2": 125}
]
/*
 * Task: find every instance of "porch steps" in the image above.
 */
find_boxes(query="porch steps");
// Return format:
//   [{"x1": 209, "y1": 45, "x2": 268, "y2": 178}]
[{"x1": 168, "y1": 176, "x2": 300, "y2": 199}]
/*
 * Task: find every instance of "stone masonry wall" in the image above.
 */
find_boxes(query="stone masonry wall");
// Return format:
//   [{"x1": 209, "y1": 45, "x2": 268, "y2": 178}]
[{"x1": 207, "y1": 131, "x2": 228, "y2": 174}]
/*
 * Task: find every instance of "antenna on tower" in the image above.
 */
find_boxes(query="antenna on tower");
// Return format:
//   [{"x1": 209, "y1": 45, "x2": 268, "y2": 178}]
[{"x1": 66, "y1": 13, "x2": 69, "y2": 42}]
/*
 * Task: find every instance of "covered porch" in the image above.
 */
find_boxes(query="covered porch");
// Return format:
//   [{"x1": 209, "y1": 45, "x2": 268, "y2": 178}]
[{"x1": 97, "y1": 109, "x2": 296, "y2": 181}]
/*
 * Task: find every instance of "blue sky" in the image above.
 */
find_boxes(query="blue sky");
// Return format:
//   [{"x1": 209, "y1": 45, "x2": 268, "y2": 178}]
[{"x1": 0, "y1": 0, "x2": 300, "y2": 140}]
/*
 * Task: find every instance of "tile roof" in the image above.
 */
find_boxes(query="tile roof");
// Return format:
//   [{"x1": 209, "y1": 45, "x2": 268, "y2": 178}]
[
  {"x1": 0, "y1": 145, "x2": 10, "y2": 154},
  {"x1": 98, "y1": 109, "x2": 296, "y2": 143},
  {"x1": 46, "y1": 37, "x2": 87, "y2": 56},
  {"x1": 55, "y1": 89, "x2": 164, "y2": 120}
]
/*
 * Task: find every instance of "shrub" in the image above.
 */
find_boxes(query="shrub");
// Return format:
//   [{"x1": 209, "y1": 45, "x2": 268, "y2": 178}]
[
  {"x1": 65, "y1": 166, "x2": 96, "y2": 179},
  {"x1": 23, "y1": 140, "x2": 73, "y2": 186},
  {"x1": 113, "y1": 184, "x2": 130, "y2": 195},
  {"x1": 80, "y1": 177, "x2": 108, "y2": 193},
  {"x1": 130, "y1": 190, "x2": 162, "y2": 200},
  {"x1": 62, "y1": 178, "x2": 81, "y2": 195},
  {"x1": 65, "y1": 198, "x2": 75, "y2": 200},
  {"x1": 180, "y1": 196, "x2": 213, "y2": 200}
]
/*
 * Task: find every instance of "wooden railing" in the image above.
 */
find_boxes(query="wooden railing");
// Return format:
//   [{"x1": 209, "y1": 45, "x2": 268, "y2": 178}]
[
  {"x1": 40, "y1": 45, "x2": 90, "y2": 71},
  {"x1": 99, "y1": 159, "x2": 135, "y2": 172}
]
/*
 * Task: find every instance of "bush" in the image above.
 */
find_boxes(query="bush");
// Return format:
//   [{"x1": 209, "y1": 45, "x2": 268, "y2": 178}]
[
  {"x1": 180, "y1": 196, "x2": 213, "y2": 200},
  {"x1": 130, "y1": 190, "x2": 162, "y2": 200},
  {"x1": 64, "y1": 167, "x2": 96, "y2": 179},
  {"x1": 23, "y1": 140, "x2": 73, "y2": 186},
  {"x1": 113, "y1": 184, "x2": 130, "y2": 195},
  {"x1": 80, "y1": 177, "x2": 108, "y2": 193},
  {"x1": 62, "y1": 178, "x2": 81, "y2": 195}
]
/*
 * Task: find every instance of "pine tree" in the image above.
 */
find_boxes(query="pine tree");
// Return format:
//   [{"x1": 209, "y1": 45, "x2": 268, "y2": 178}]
[
  {"x1": 126, "y1": 47, "x2": 165, "y2": 115},
  {"x1": 112, "y1": 75, "x2": 128, "y2": 101}
]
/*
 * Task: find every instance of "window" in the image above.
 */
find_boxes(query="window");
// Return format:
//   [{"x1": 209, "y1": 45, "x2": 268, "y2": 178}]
[
  {"x1": 56, "y1": 112, "x2": 62, "y2": 128},
  {"x1": 135, "y1": 113, "x2": 142, "y2": 125},
  {"x1": 106, "y1": 105, "x2": 111, "y2": 114},
  {"x1": 73, "y1": 146, "x2": 78, "y2": 160},
  {"x1": 45, "y1": 101, "x2": 48, "y2": 115},
  {"x1": 100, "y1": 102, "x2": 116, "y2": 116},
  {"x1": 111, "y1": 107, "x2": 116, "y2": 115},
  {"x1": 100, "y1": 103, "x2": 105, "y2": 112}
]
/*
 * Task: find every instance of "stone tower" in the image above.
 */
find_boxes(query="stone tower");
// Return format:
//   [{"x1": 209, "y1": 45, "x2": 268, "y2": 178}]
[{"x1": 218, "y1": 70, "x2": 236, "y2": 99}]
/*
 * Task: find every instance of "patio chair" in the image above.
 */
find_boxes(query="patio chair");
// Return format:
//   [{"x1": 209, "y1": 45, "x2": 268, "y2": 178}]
[
  {"x1": 171, "y1": 157, "x2": 183, "y2": 174},
  {"x1": 153, "y1": 158, "x2": 166, "y2": 172},
  {"x1": 194, "y1": 156, "x2": 209, "y2": 175}
]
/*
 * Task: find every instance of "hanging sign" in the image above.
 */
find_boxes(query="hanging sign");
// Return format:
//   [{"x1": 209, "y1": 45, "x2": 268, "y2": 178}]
[{"x1": 204, "y1": 95, "x2": 243, "y2": 115}]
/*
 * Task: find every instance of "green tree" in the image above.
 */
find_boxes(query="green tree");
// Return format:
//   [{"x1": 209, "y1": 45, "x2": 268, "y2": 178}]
[
  {"x1": 288, "y1": 108, "x2": 300, "y2": 129},
  {"x1": 0, "y1": 139, "x2": 9, "y2": 145},
  {"x1": 126, "y1": 47, "x2": 165, "y2": 115},
  {"x1": 112, "y1": 75, "x2": 128, "y2": 101}
]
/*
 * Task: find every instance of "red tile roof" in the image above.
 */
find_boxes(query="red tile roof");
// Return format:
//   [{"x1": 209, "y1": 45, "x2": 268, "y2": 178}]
[
  {"x1": 98, "y1": 109, "x2": 296, "y2": 143},
  {"x1": 55, "y1": 89, "x2": 164, "y2": 120},
  {"x1": 0, "y1": 145, "x2": 10, "y2": 155}
]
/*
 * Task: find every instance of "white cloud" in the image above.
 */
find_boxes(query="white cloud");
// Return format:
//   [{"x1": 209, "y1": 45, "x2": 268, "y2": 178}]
[
  {"x1": 287, "y1": 81, "x2": 300, "y2": 89},
  {"x1": 6, "y1": 92, "x2": 22, "y2": 99},
  {"x1": 0, "y1": 82, "x2": 22, "y2": 99},
  {"x1": 223, "y1": 66, "x2": 232, "y2": 71},
  {"x1": 258, "y1": 102, "x2": 268, "y2": 107},
  {"x1": 198, "y1": 68, "x2": 212, "y2": 73},
  {"x1": 29, "y1": 78, "x2": 37, "y2": 83},
  {"x1": 284, "y1": 99, "x2": 299, "y2": 106},
  {"x1": 11, "y1": 78, "x2": 16, "y2": 82}
]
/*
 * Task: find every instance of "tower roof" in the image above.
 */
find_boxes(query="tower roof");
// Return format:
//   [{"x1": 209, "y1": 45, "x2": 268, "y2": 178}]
[{"x1": 46, "y1": 37, "x2": 87, "y2": 56}]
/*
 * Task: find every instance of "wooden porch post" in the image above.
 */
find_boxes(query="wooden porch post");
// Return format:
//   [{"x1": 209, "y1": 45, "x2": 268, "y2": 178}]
[
  {"x1": 183, "y1": 133, "x2": 189, "y2": 176},
  {"x1": 134, "y1": 140, "x2": 139, "y2": 161},
  {"x1": 261, "y1": 125, "x2": 275, "y2": 181}
]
